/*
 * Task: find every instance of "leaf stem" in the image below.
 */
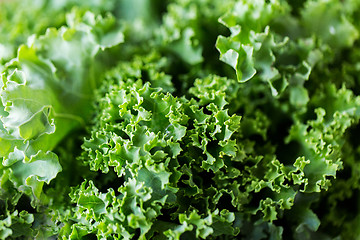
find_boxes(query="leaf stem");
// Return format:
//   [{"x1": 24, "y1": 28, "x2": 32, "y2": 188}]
[{"x1": 53, "y1": 112, "x2": 86, "y2": 127}]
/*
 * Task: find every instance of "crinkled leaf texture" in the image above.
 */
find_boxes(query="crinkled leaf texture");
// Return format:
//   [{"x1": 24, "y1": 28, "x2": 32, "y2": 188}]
[
  {"x1": 66, "y1": 66, "x2": 322, "y2": 239},
  {"x1": 2, "y1": 0, "x2": 360, "y2": 239},
  {"x1": 0, "y1": 9, "x2": 123, "y2": 212}
]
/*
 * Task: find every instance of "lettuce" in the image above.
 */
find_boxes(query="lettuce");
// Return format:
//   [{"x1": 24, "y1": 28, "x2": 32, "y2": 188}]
[{"x1": 1, "y1": 0, "x2": 360, "y2": 239}]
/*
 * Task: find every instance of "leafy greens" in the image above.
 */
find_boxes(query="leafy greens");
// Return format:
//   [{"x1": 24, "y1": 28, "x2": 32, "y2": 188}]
[{"x1": 1, "y1": 0, "x2": 360, "y2": 239}]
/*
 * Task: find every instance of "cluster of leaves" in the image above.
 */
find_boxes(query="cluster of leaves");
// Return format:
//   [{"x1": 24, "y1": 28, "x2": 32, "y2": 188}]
[{"x1": 1, "y1": 0, "x2": 360, "y2": 239}]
